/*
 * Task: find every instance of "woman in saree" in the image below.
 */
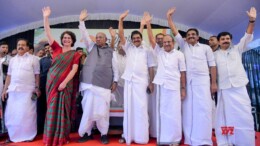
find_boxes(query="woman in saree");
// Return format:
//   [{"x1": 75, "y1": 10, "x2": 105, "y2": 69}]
[{"x1": 42, "y1": 6, "x2": 81, "y2": 146}]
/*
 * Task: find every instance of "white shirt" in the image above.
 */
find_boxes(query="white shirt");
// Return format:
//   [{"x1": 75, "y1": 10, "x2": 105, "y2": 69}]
[
  {"x1": 121, "y1": 41, "x2": 156, "y2": 85},
  {"x1": 175, "y1": 33, "x2": 216, "y2": 85},
  {"x1": 7, "y1": 53, "x2": 40, "y2": 92},
  {"x1": 214, "y1": 33, "x2": 253, "y2": 89},
  {"x1": 0, "y1": 55, "x2": 12, "y2": 77},
  {"x1": 150, "y1": 43, "x2": 162, "y2": 71},
  {"x1": 153, "y1": 45, "x2": 186, "y2": 90},
  {"x1": 0, "y1": 55, "x2": 12, "y2": 64},
  {"x1": 115, "y1": 52, "x2": 126, "y2": 87},
  {"x1": 78, "y1": 21, "x2": 119, "y2": 90}
]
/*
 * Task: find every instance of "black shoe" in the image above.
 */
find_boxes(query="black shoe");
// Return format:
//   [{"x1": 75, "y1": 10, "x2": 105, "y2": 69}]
[
  {"x1": 77, "y1": 133, "x2": 93, "y2": 143},
  {"x1": 100, "y1": 135, "x2": 109, "y2": 144}
]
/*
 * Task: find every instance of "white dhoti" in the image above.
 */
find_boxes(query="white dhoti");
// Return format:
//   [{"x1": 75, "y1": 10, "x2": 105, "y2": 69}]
[
  {"x1": 157, "y1": 86, "x2": 181, "y2": 145},
  {"x1": 5, "y1": 91, "x2": 37, "y2": 142},
  {"x1": 148, "y1": 85, "x2": 157, "y2": 138},
  {"x1": 123, "y1": 80, "x2": 149, "y2": 144},
  {"x1": 215, "y1": 86, "x2": 255, "y2": 146},
  {"x1": 78, "y1": 85, "x2": 111, "y2": 136},
  {"x1": 212, "y1": 98, "x2": 216, "y2": 129},
  {"x1": 182, "y1": 83, "x2": 213, "y2": 145}
]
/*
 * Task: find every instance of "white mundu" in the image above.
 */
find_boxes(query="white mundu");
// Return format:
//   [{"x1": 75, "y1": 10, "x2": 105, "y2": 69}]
[
  {"x1": 122, "y1": 41, "x2": 156, "y2": 145},
  {"x1": 214, "y1": 33, "x2": 255, "y2": 146},
  {"x1": 5, "y1": 53, "x2": 39, "y2": 142},
  {"x1": 148, "y1": 43, "x2": 161, "y2": 138},
  {"x1": 153, "y1": 45, "x2": 186, "y2": 145},
  {"x1": 175, "y1": 33, "x2": 216, "y2": 145}
]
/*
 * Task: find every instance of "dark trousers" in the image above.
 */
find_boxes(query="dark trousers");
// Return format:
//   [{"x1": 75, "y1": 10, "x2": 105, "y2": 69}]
[{"x1": 37, "y1": 87, "x2": 47, "y2": 134}]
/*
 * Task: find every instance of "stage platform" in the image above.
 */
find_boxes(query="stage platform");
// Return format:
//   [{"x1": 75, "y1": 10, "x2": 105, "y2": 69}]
[{"x1": 1, "y1": 132, "x2": 260, "y2": 146}]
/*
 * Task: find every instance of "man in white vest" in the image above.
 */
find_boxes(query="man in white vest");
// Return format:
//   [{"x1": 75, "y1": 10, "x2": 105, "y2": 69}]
[
  {"x1": 77, "y1": 9, "x2": 119, "y2": 144},
  {"x1": 214, "y1": 7, "x2": 257, "y2": 146},
  {"x1": 141, "y1": 12, "x2": 165, "y2": 138}
]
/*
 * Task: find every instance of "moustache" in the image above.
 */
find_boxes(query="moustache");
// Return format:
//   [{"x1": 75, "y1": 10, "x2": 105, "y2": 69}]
[
  {"x1": 134, "y1": 40, "x2": 140, "y2": 43},
  {"x1": 223, "y1": 42, "x2": 230, "y2": 45},
  {"x1": 18, "y1": 47, "x2": 24, "y2": 50},
  {"x1": 164, "y1": 45, "x2": 171, "y2": 47},
  {"x1": 188, "y1": 37, "x2": 195, "y2": 40}
]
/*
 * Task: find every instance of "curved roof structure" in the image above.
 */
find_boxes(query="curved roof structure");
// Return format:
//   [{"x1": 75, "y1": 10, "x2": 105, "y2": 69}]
[{"x1": 0, "y1": 0, "x2": 259, "y2": 46}]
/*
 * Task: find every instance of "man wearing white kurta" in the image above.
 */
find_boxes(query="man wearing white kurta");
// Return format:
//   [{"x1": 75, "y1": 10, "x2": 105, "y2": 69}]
[
  {"x1": 155, "y1": 35, "x2": 187, "y2": 145},
  {"x1": 118, "y1": 11, "x2": 156, "y2": 145},
  {"x1": 214, "y1": 7, "x2": 256, "y2": 146},
  {"x1": 144, "y1": 12, "x2": 187, "y2": 145},
  {"x1": 77, "y1": 10, "x2": 119, "y2": 144},
  {"x1": 0, "y1": 41, "x2": 12, "y2": 82},
  {"x1": 2, "y1": 38, "x2": 40, "y2": 142},
  {"x1": 146, "y1": 21, "x2": 165, "y2": 138},
  {"x1": 111, "y1": 47, "x2": 126, "y2": 108},
  {"x1": 167, "y1": 8, "x2": 218, "y2": 145},
  {"x1": 209, "y1": 36, "x2": 219, "y2": 129}
]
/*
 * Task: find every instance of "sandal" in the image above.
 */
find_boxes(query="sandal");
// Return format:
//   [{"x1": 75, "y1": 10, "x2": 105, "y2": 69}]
[
  {"x1": 5, "y1": 138, "x2": 11, "y2": 144},
  {"x1": 118, "y1": 137, "x2": 126, "y2": 144}
]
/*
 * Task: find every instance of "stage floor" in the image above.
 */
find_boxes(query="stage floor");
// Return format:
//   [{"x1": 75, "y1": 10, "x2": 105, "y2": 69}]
[
  {"x1": 1, "y1": 132, "x2": 260, "y2": 146},
  {"x1": 0, "y1": 132, "x2": 217, "y2": 146}
]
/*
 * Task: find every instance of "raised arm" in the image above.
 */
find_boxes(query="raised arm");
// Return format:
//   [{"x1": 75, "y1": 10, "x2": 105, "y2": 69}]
[
  {"x1": 79, "y1": 9, "x2": 95, "y2": 52},
  {"x1": 236, "y1": 7, "x2": 257, "y2": 54},
  {"x1": 167, "y1": 8, "x2": 178, "y2": 36},
  {"x1": 109, "y1": 27, "x2": 116, "y2": 49},
  {"x1": 246, "y1": 7, "x2": 257, "y2": 34},
  {"x1": 167, "y1": 7, "x2": 185, "y2": 48},
  {"x1": 139, "y1": 13, "x2": 146, "y2": 34},
  {"x1": 118, "y1": 10, "x2": 129, "y2": 46},
  {"x1": 145, "y1": 12, "x2": 156, "y2": 49},
  {"x1": 42, "y1": 7, "x2": 54, "y2": 45}
]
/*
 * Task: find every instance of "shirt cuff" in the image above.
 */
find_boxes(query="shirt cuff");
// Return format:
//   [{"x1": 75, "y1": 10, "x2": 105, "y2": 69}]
[
  {"x1": 208, "y1": 61, "x2": 216, "y2": 67},
  {"x1": 244, "y1": 32, "x2": 253, "y2": 40},
  {"x1": 113, "y1": 77, "x2": 119, "y2": 82},
  {"x1": 79, "y1": 21, "x2": 86, "y2": 30},
  {"x1": 175, "y1": 33, "x2": 182, "y2": 40},
  {"x1": 148, "y1": 63, "x2": 156, "y2": 68}
]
